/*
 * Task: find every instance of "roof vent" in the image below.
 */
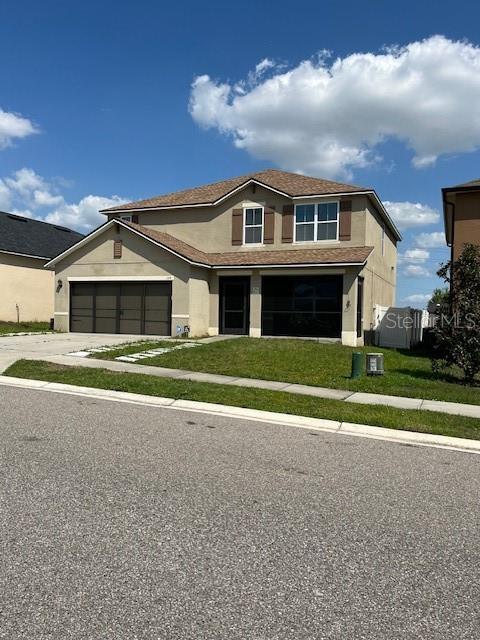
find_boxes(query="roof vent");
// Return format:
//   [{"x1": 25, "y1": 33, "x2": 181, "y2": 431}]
[
  {"x1": 7, "y1": 214, "x2": 27, "y2": 222},
  {"x1": 54, "y1": 226, "x2": 71, "y2": 232}
]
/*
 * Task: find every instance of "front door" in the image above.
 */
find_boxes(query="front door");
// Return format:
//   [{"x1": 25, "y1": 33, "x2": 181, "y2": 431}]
[{"x1": 219, "y1": 277, "x2": 250, "y2": 335}]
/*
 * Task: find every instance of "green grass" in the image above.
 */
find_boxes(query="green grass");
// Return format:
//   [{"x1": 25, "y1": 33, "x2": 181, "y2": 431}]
[
  {"x1": 0, "y1": 321, "x2": 51, "y2": 335},
  {"x1": 5, "y1": 359, "x2": 480, "y2": 440},
  {"x1": 92, "y1": 340, "x2": 174, "y2": 360},
  {"x1": 90, "y1": 337, "x2": 480, "y2": 406}
]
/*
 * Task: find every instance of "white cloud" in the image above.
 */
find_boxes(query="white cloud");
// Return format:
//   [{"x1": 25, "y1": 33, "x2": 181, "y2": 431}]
[
  {"x1": 383, "y1": 201, "x2": 440, "y2": 230},
  {"x1": 415, "y1": 231, "x2": 446, "y2": 248},
  {"x1": 402, "y1": 293, "x2": 431, "y2": 306},
  {"x1": 189, "y1": 36, "x2": 480, "y2": 178},
  {"x1": 0, "y1": 108, "x2": 38, "y2": 149},
  {"x1": 404, "y1": 264, "x2": 431, "y2": 278},
  {"x1": 398, "y1": 248, "x2": 430, "y2": 264},
  {"x1": 45, "y1": 195, "x2": 127, "y2": 231},
  {"x1": 0, "y1": 167, "x2": 127, "y2": 232}
]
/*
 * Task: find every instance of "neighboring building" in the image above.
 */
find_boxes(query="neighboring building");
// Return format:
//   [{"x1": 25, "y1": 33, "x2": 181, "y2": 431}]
[
  {"x1": 443, "y1": 179, "x2": 480, "y2": 261},
  {"x1": 0, "y1": 211, "x2": 83, "y2": 323},
  {"x1": 46, "y1": 169, "x2": 400, "y2": 345}
]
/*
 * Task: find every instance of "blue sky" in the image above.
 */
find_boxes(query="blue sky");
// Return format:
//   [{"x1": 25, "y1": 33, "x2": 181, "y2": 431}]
[{"x1": 1, "y1": 0, "x2": 480, "y2": 306}]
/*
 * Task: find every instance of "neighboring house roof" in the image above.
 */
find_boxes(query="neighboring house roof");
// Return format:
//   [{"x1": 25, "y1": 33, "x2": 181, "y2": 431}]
[
  {"x1": 446, "y1": 178, "x2": 480, "y2": 189},
  {"x1": 442, "y1": 179, "x2": 480, "y2": 245},
  {"x1": 102, "y1": 169, "x2": 369, "y2": 212},
  {"x1": 0, "y1": 211, "x2": 84, "y2": 260},
  {"x1": 101, "y1": 168, "x2": 401, "y2": 242},
  {"x1": 46, "y1": 218, "x2": 374, "y2": 269}
]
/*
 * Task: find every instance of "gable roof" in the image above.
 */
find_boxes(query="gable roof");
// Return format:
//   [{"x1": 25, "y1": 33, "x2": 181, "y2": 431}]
[
  {"x1": 100, "y1": 168, "x2": 401, "y2": 241},
  {"x1": 0, "y1": 211, "x2": 84, "y2": 260},
  {"x1": 101, "y1": 169, "x2": 368, "y2": 213},
  {"x1": 45, "y1": 218, "x2": 373, "y2": 269}
]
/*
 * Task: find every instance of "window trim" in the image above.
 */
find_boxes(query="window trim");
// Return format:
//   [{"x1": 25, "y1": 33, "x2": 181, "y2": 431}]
[
  {"x1": 294, "y1": 201, "x2": 340, "y2": 243},
  {"x1": 243, "y1": 205, "x2": 264, "y2": 246}
]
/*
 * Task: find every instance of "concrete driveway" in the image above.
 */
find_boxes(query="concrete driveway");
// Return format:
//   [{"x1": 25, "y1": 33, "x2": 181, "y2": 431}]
[{"x1": 0, "y1": 332, "x2": 151, "y2": 372}]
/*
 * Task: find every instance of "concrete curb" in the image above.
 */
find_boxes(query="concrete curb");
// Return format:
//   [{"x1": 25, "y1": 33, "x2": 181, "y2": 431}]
[{"x1": 0, "y1": 375, "x2": 479, "y2": 455}]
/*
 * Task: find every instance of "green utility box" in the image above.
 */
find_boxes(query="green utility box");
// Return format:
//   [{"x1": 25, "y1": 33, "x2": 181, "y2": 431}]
[{"x1": 351, "y1": 352, "x2": 363, "y2": 379}]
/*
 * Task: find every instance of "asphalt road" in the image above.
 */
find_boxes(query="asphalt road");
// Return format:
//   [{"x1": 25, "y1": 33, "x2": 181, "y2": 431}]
[{"x1": 1, "y1": 386, "x2": 479, "y2": 639}]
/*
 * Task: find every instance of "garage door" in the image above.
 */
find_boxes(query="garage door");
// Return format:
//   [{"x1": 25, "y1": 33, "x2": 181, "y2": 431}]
[
  {"x1": 261, "y1": 275, "x2": 342, "y2": 338},
  {"x1": 70, "y1": 282, "x2": 172, "y2": 335}
]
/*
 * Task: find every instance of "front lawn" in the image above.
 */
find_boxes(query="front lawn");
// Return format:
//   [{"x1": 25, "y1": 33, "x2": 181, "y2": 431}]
[
  {"x1": 0, "y1": 321, "x2": 51, "y2": 335},
  {"x1": 5, "y1": 359, "x2": 480, "y2": 440},
  {"x1": 90, "y1": 337, "x2": 480, "y2": 406}
]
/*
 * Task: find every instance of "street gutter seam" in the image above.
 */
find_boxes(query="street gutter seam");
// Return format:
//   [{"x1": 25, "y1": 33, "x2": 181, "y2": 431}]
[{"x1": 0, "y1": 376, "x2": 479, "y2": 455}]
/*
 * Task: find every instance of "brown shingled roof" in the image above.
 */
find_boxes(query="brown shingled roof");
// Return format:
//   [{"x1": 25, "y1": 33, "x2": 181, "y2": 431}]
[
  {"x1": 102, "y1": 169, "x2": 370, "y2": 212},
  {"x1": 124, "y1": 220, "x2": 373, "y2": 267}
]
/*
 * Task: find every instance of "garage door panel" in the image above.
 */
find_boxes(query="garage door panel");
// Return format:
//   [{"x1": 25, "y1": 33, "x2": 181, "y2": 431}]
[
  {"x1": 95, "y1": 317, "x2": 117, "y2": 333},
  {"x1": 144, "y1": 320, "x2": 170, "y2": 335},
  {"x1": 71, "y1": 281, "x2": 172, "y2": 335},
  {"x1": 119, "y1": 319, "x2": 142, "y2": 334},
  {"x1": 70, "y1": 315, "x2": 94, "y2": 333}
]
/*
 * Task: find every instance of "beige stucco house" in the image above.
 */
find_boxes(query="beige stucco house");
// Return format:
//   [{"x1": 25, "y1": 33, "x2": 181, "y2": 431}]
[
  {"x1": 0, "y1": 211, "x2": 83, "y2": 323},
  {"x1": 46, "y1": 170, "x2": 400, "y2": 346}
]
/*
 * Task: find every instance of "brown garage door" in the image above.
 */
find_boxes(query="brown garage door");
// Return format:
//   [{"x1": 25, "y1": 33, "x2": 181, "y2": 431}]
[{"x1": 70, "y1": 281, "x2": 172, "y2": 335}]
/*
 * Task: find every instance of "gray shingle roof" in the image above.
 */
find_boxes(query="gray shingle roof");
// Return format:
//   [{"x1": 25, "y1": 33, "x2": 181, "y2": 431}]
[
  {"x1": 102, "y1": 169, "x2": 370, "y2": 212},
  {"x1": 0, "y1": 211, "x2": 84, "y2": 259}
]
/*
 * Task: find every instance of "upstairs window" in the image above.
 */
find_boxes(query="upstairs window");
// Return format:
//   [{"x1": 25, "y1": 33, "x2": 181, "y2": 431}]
[
  {"x1": 244, "y1": 207, "x2": 264, "y2": 244},
  {"x1": 295, "y1": 202, "x2": 339, "y2": 242}
]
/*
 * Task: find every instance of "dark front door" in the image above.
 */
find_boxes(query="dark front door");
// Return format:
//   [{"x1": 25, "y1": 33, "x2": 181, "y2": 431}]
[
  {"x1": 70, "y1": 281, "x2": 172, "y2": 335},
  {"x1": 219, "y1": 277, "x2": 250, "y2": 335}
]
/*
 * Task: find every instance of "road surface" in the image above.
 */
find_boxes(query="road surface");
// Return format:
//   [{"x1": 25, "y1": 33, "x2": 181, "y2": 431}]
[{"x1": 0, "y1": 385, "x2": 479, "y2": 639}]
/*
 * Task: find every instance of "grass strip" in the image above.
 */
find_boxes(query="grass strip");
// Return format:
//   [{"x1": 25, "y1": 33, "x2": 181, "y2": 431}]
[
  {"x1": 0, "y1": 321, "x2": 51, "y2": 335},
  {"x1": 90, "y1": 337, "x2": 480, "y2": 406},
  {"x1": 5, "y1": 359, "x2": 480, "y2": 441}
]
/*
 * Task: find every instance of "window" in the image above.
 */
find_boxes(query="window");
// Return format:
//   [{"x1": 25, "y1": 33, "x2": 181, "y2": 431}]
[
  {"x1": 294, "y1": 202, "x2": 339, "y2": 242},
  {"x1": 244, "y1": 207, "x2": 263, "y2": 244},
  {"x1": 119, "y1": 215, "x2": 132, "y2": 222}
]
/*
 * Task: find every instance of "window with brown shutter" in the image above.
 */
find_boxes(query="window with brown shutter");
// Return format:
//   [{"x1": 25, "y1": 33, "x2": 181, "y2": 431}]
[
  {"x1": 282, "y1": 204, "x2": 294, "y2": 243},
  {"x1": 232, "y1": 208, "x2": 243, "y2": 245},
  {"x1": 113, "y1": 240, "x2": 122, "y2": 259},
  {"x1": 339, "y1": 199, "x2": 352, "y2": 241},
  {"x1": 263, "y1": 205, "x2": 275, "y2": 244}
]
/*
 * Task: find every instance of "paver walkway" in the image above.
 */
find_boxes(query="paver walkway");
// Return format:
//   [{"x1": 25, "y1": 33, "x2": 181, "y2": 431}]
[{"x1": 36, "y1": 353, "x2": 480, "y2": 419}]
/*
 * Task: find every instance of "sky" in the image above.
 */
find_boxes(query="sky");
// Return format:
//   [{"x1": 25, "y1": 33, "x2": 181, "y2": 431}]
[{"x1": 1, "y1": 0, "x2": 480, "y2": 307}]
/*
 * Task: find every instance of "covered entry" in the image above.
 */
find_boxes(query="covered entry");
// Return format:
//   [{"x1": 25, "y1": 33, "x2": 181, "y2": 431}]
[
  {"x1": 70, "y1": 281, "x2": 172, "y2": 335},
  {"x1": 261, "y1": 275, "x2": 343, "y2": 338}
]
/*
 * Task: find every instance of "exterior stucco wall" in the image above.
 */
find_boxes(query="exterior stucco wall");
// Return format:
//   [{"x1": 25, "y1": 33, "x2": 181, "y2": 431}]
[
  {"x1": 109, "y1": 185, "x2": 369, "y2": 253},
  {"x1": 0, "y1": 253, "x2": 54, "y2": 322},
  {"x1": 452, "y1": 192, "x2": 480, "y2": 259},
  {"x1": 53, "y1": 225, "x2": 209, "y2": 336},
  {"x1": 361, "y1": 201, "x2": 398, "y2": 332}
]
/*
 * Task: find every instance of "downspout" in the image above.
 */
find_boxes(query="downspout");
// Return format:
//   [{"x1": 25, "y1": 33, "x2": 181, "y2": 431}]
[{"x1": 444, "y1": 199, "x2": 455, "y2": 310}]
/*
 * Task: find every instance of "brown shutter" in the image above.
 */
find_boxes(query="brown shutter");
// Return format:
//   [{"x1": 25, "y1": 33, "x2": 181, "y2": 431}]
[
  {"x1": 263, "y1": 205, "x2": 275, "y2": 244},
  {"x1": 113, "y1": 239, "x2": 122, "y2": 259},
  {"x1": 282, "y1": 204, "x2": 294, "y2": 243},
  {"x1": 131, "y1": 214, "x2": 139, "y2": 224},
  {"x1": 232, "y1": 208, "x2": 243, "y2": 245},
  {"x1": 339, "y1": 199, "x2": 352, "y2": 241}
]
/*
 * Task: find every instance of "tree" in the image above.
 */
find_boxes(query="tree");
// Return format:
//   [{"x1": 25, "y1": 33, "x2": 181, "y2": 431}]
[
  {"x1": 429, "y1": 287, "x2": 449, "y2": 306},
  {"x1": 432, "y1": 244, "x2": 480, "y2": 384}
]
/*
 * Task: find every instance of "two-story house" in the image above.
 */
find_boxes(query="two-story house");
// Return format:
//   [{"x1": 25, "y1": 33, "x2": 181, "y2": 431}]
[
  {"x1": 443, "y1": 179, "x2": 480, "y2": 262},
  {"x1": 46, "y1": 169, "x2": 400, "y2": 346}
]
